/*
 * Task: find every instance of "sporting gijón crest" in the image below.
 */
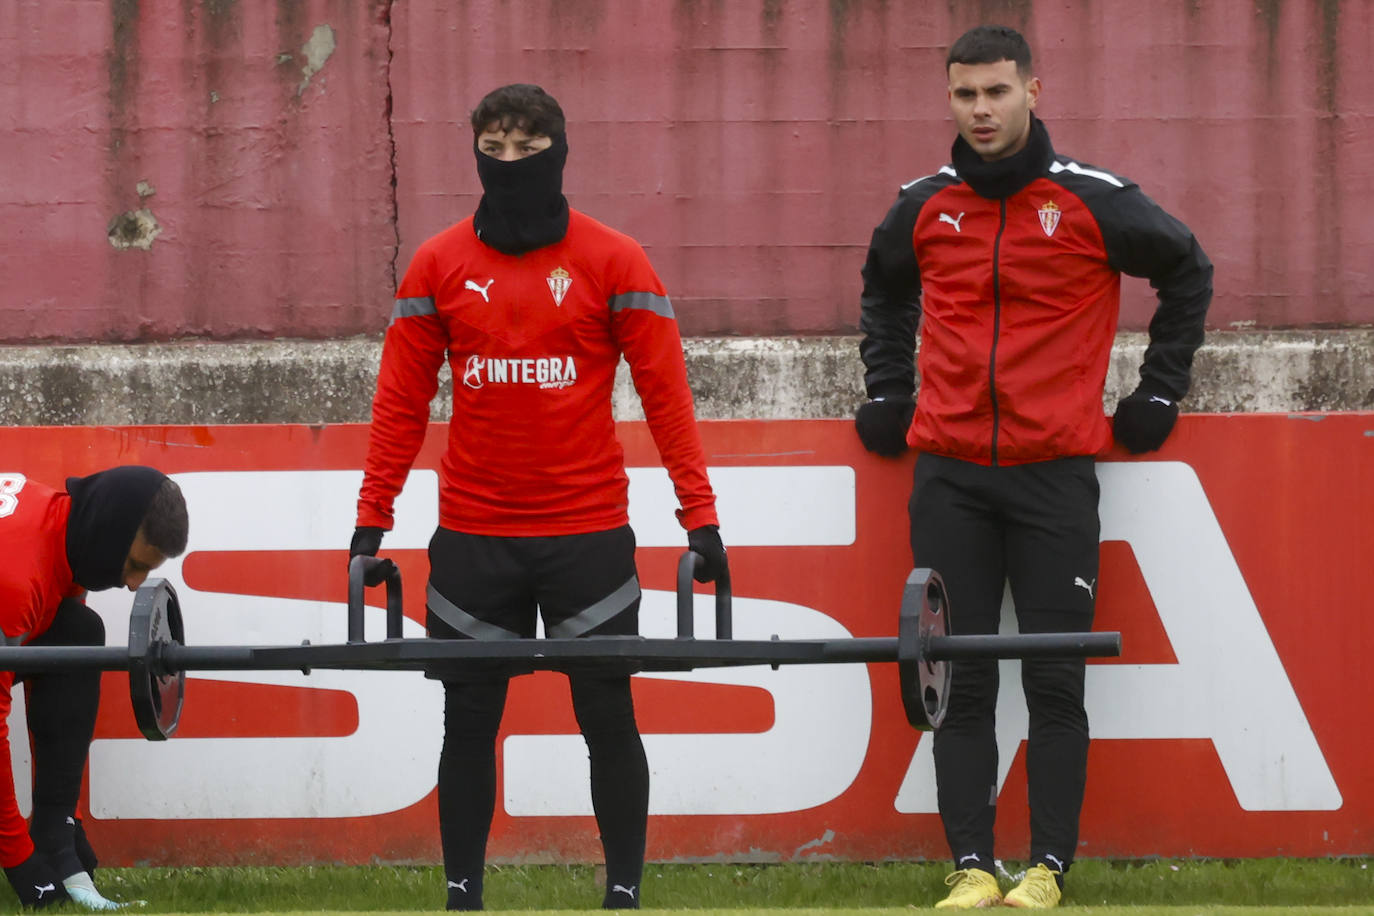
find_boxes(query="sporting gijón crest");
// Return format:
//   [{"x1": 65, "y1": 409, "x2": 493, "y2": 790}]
[
  {"x1": 547, "y1": 266, "x2": 571, "y2": 306},
  {"x1": 1037, "y1": 200, "x2": 1061, "y2": 237}
]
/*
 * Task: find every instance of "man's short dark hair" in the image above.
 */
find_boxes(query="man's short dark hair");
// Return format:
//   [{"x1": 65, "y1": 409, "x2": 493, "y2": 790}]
[
  {"x1": 140, "y1": 477, "x2": 188, "y2": 558},
  {"x1": 946, "y1": 25, "x2": 1033, "y2": 77},
  {"x1": 469, "y1": 84, "x2": 566, "y2": 139}
]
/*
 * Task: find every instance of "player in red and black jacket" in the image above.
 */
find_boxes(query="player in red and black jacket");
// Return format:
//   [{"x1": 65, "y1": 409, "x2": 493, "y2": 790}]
[
  {"x1": 854, "y1": 26, "x2": 1211, "y2": 910},
  {"x1": 350, "y1": 84, "x2": 725, "y2": 912},
  {"x1": 0, "y1": 467, "x2": 187, "y2": 910}
]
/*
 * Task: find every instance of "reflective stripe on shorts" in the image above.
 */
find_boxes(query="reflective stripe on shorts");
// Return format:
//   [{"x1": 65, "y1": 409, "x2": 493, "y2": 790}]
[
  {"x1": 426, "y1": 583, "x2": 523, "y2": 640},
  {"x1": 545, "y1": 574, "x2": 641, "y2": 639}
]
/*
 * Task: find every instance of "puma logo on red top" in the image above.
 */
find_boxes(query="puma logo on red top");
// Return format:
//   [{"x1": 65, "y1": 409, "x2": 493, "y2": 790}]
[{"x1": 464, "y1": 278, "x2": 494, "y2": 302}]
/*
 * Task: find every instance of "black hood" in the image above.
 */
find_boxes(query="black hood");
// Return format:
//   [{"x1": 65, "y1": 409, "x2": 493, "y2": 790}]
[{"x1": 64, "y1": 466, "x2": 167, "y2": 591}]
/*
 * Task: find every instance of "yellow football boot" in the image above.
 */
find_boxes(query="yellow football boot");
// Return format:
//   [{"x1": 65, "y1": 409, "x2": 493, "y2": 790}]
[
  {"x1": 933, "y1": 868, "x2": 1003, "y2": 909},
  {"x1": 1002, "y1": 863, "x2": 1063, "y2": 909}
]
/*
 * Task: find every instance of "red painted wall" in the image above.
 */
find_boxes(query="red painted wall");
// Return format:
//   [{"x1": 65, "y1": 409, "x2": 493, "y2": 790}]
[
  {"x1": 1, "y1": 0, "x2": 1370, "y2": 341},
  {"x1": 0, "y1": 0, "x2": 396, "y2": 342}
]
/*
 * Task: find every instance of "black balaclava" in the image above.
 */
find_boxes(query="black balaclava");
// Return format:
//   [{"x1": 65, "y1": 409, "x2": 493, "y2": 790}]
[
  {"x1": 472, "y1": 133, "x2": 570, "y2": 255},
  {"x1": 64, "y1": 465, "x2": 167, "y2": 591},
  {"x1": 952, "y1": 112, "x2": 1054, "y2": 200}
]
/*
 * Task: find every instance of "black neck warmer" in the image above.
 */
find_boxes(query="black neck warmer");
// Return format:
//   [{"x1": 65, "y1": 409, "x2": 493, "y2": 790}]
[
  {"x1": 472, "y1": 134, "x2": 571, "y2": 255},
  {"x1": 952, "y1": 114, "x2": 1054, "y2": 200},
  {"x1": 64, "y1": 466, "x2": 167, "y2": 591}
]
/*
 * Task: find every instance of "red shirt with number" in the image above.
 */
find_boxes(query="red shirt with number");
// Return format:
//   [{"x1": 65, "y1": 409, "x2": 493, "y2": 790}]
[
  {"x1": 0, "y1": 475, "x2": 83, "y2": 866},
  {"x1": 356, "y1": 209, "x2": 718, "y2": 535}
]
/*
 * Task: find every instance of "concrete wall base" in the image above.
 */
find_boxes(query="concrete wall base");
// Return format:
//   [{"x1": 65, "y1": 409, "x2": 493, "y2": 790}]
[{"x1": 0, "y1": 330, "x2": 1368, "y2": 426}]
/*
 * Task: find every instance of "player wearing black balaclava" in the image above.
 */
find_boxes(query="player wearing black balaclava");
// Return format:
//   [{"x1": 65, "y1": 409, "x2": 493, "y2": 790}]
[
  {"x1": 352, "y1": 83, "x2": 725, "y2": 912},
  {"x1": 472, "y1": 130, "x2": 570, "y2": 255}
]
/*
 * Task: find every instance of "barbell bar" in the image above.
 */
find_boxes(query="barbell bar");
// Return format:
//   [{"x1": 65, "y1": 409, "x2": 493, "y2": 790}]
[{"x1": 0, "y1": 556, "x2": 1120, "y2": 740}]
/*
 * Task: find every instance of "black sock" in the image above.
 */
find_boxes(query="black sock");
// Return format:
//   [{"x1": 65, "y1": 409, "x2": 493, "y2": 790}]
[
  {"x1": 29, "y1": 806, "x2": 83, "y2": 880},
  {"x1": 71, "y1": 818, "x2": 98, "y2": 876},
  {"x1": 1032, "y1": 853, "x2": 1068, "y2": 888},
  {"x1": 953, "y1": 852, "x2": 994, "y2": 874},
  {"x1": 445, "y1": 873, "x2": 483, "y2": 911},
  {"x1": 602, "y1": 881, "x2": 640, "y2": 910}
]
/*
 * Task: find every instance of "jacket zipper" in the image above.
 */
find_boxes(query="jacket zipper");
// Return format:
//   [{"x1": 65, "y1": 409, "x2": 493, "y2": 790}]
[{"x1": 989, "y1": 199, "x2": 1006, "y2": 466}]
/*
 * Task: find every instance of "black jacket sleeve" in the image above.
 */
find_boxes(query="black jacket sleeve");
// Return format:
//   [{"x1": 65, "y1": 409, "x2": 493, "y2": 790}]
[
  {"x1": 857, "y1": 188, "x2": 925, "y2": 399},
  {"x1": 1092, "y1": 185, "x2": 1214, "y2": 401}
]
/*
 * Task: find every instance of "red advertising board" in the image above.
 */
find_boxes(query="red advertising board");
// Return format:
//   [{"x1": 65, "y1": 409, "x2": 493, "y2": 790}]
[{"x1": 0, "y1": 416, "x2": 1369, "y2": 865}]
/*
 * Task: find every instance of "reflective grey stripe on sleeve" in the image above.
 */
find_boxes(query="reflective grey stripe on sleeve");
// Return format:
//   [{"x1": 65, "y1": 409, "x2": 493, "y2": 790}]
[
  {"x1": 608, "y1": 291, "x2": 675, "y2": 320},
  {"x1": 426, "y1": 583, "x2": 522, "y2": 640},
  {"x1": 2, "y1": 631, "x2": 29, "y2": 647},
  {"x1": 389, "y1": 296, "x2": 438, "y2": 326},
  {"x1": 545, "y1": 575, "x2": 642, "y2": 639}
]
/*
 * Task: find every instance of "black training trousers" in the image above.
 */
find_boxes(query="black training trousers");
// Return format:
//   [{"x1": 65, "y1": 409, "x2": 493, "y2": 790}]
[
  {"x1": 426, "y1": 525, "x2": 648, "y2": 911},
  {"x1": 21, "y1": 598, "x2": 104, "y2": 879},
  {"x1": 909, "y1": 453, "x2": 1099, "y2": 873}
]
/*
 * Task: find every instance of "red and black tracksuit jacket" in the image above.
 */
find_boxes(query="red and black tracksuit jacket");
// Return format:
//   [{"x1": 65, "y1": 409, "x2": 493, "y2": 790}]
[{"x1": 859, "y1": 116, "x2": 1213, "y2": 465}]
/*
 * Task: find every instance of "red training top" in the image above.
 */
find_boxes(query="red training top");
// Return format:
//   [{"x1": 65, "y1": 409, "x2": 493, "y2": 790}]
[
  {"x1": 0, "y1": 475, "x2": 83, "y2": 867},
  {"x1": 357, "y1": 209, "x2": 718, "y2": 535}
]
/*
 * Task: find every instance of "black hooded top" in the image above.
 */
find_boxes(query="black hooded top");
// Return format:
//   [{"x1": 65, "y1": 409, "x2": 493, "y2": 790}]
[{"x1": 64, "y1": 465, "x2": 167, "y2": 591}]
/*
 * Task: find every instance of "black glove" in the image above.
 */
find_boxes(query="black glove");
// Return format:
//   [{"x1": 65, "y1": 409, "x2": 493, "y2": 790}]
[
  {"x1": 4, "y1": 852, "x2": 69, "y2": 909},
  {"x1": 348, "y1": 527, "x2": 396, "y2": 586},
  {"x1": 686, "y1": 525, "x2": 728, "y2": 584},
  {"x1": 349, "y1": 526, "x2": 385, "y2": 557},
  {"x1": 1113, "y1": 385, "x2": 1180, "y2": 453},
  {"x1": 854, "y1": 397, "x2": 915, "y2": 457}
]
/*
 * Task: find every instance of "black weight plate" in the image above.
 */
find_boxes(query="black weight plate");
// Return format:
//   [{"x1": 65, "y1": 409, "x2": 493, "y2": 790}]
[
  {"x1": 128, "y1": 579, "x2": 186, "y2": 741},
  {"x1": 917, "y1": 570, "x2": 951, "y2": 730},
  {"x1": 898, "y1": 568, "x2": 952, "y2": 731}
]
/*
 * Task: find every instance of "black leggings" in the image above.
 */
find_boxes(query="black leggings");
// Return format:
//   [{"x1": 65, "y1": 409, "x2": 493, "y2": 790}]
[
  {"x1": 436, "y1": 674, "x2": 648, "y2": 909},
  {"x1": 22, "y1": 599, "x2": 104, "y2": 877},
  {"x1": 910, "y1": 454, "x2": 1099, "y2": 872},
  {"x1": 426, "y1": 526, "x2": 649, "y2": 909}
]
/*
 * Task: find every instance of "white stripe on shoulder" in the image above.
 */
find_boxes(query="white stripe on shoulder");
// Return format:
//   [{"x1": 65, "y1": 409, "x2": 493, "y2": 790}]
[
  {"x1": 901, "y1": 165, "x2": 959, "y2": 190},
  {"x1": 1050, "y1": 160, "x2": 1125, "y2": 188}
]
